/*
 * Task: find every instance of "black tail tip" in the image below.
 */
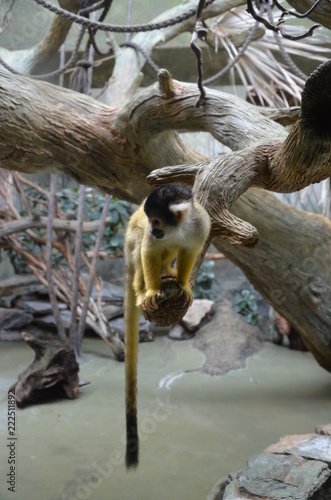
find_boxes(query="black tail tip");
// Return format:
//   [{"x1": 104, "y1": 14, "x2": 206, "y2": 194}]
[
  {"x1": 125, "y1": 449, "x2": 139, "y2": 470},
  {"x1": 126, "y1": 410, "x2": 139, "y2": 470}
]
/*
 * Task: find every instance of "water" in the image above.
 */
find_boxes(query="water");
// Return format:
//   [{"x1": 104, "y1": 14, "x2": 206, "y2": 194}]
[{"x1": 1, "y1": 337, "x2": 331, "y2": 500}]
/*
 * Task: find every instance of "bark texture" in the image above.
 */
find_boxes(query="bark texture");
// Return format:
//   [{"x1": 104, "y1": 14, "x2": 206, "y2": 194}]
[
  {"x1": 218, "y1": 190, "x2": 331, "y2": 372},
  {"x1": 14, "y1": 332, "x2": 79, "y2": 407},
  {"x1": 0, "y1": 54, "x2": 330, "y2": 370}
]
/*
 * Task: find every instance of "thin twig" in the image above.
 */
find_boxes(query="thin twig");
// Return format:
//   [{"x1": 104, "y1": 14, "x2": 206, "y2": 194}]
[
  {"x1": 69, "y1": 185, "x2": 85, "y2": 348},
  {"x1": 75, "y1": 194, "x2": 111, "y2": 356},
  {"x1": 46, "y1": 174, "x2": 67, "y2": 343},
  {"x1": 246, "y1": 0, "x2": 321, "y2": 40}
]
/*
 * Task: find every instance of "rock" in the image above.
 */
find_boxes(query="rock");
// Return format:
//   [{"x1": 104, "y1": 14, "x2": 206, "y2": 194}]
[
  {"x1": 91, "y1": 281, "x2": 124, "y2": 303},
  {"x1": 0, "y1": 274, "x2": 46, "y2": 297},
  {"x1": 0, "y1": 324, "x2": 60, "y2": 341},
  {"x1": 15, "y1": 299, "x2": 67, "y2": 316},
  {"x1": 33, "y1": 310, "x2": 72, "y2": 329},
  {"x1": 0, "y1": 330, "x2": 24, "y2": 341},
  {"x1": 265, "y1": 434, "x2": 315, "y2": 453},
  {"x1": 181, "y1": 299, "x2": 215, "y2": 331},
  {"x1": 193, "y1": 298, "x2": 263, "y2": 375},
  {"x1": 316, "y1": 424, "x2": 331, "y2": 436},
  {"x1": 109, "y1": 316, "x2": 153, "y2": 342},
  {"x1": 0, "y1": 307, "x2": 33, "y2": 329},
  {"x1": 222, "y1": 453, "x2": 330, "y2": 500},
  {"x1": 266, "y1": 434, "x2": 331, "y2": 465},
  {"x1": 168, "y1": 323, "x2": 193, "y2": 340},
  {"x1": 101, "y1": 303, "x2": 124, "y2": 320}
]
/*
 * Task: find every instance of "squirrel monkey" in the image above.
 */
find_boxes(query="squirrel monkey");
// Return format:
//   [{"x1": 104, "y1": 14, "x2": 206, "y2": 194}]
[{"x1": 124, "y1": 182, "x2": 210, "y2": 469}]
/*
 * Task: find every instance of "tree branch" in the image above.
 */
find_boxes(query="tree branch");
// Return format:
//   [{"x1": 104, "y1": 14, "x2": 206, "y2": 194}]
[
  {"x1": 0, "y1": 0, "x2": 81, "y2": 74},
  {"x1": 0, "y1": 215, "x2": 113, "y2": 238}
]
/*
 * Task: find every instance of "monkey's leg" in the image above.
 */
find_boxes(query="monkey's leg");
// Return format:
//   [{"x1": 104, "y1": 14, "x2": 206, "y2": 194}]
[{"x1": 124, "y1": 282, "x2": 141, "y2": 469}]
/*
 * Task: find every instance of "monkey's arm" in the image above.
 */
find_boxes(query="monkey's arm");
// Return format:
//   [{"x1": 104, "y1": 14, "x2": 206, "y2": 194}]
[
  {"x1": 176, "y1": 248, "x2": 199, "y2": 303},
  {"x1": 141, "y1": 241, "x2": 162, "y2": 301}
]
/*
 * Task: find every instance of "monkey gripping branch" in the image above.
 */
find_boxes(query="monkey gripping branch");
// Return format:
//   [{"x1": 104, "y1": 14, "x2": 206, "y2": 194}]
[{"x1": 0, "y1": 55, "x2": 330, "y2": 370}]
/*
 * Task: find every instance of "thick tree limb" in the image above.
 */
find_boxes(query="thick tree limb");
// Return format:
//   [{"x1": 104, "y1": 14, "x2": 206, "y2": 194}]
[
  {"x1": 0, "y1": 0, "x2": 80, "y2": 74},
  {"x1": 106, "y1": 0, "x2": 245, "y2": 106},
  {"x1": 217, "y1": 189, "x2": 331, "y2": 372},
  {"x1": 0, "y1": 57, "x2": 330, "y2": 369},
  {"x1": 0, "y1": 67, "x2": 284, "y2": 202}
]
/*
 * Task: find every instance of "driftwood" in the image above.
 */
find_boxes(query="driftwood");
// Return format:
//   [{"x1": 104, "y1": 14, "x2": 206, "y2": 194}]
[{"x1": 14, "y1": 331, "x2": 79, "y2": 407}]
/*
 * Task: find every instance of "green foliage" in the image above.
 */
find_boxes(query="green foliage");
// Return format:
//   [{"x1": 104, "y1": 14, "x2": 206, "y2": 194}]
[
  {"x1": 232, "y1": 289, "x2": 259, "y2": 325},
  {"x1": 55, "y1": 187, "x2": 131, "y2": 255},
  {"x1": 194, "y1": 260, "x2": 218, "y2": 300},
  {"x1": 3, "y1": 184, "x2": 131, "y2": 273}
]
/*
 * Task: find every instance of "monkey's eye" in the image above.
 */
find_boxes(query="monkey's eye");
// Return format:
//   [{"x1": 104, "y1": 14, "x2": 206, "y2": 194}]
[{"x1": 151, "y1": 218, "x2": 160, "y2": 226}]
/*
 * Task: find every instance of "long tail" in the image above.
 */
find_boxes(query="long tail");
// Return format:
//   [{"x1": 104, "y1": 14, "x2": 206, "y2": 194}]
[{"x1": 125, "y1": 284, "x2": 141, "y2": 470}]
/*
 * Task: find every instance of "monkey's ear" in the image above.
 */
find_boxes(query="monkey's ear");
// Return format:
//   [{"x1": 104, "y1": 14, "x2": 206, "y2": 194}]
[{"x1": 169, "y1": 201, "x2": 191, "y2": 221}]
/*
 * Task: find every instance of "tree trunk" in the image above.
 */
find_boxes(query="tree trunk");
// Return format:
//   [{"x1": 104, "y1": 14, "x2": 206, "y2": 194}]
[
  {"x1": 0, "y1": 59, "x2": 330, "y2": 370},
  {"x1": 216, "y1": 189, "x2": 331, "y2": 372}
]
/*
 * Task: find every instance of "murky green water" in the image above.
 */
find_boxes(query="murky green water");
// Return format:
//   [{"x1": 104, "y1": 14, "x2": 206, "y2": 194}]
[{"x1": 1, "y1": 337, "x2": 331, "y2": 500}]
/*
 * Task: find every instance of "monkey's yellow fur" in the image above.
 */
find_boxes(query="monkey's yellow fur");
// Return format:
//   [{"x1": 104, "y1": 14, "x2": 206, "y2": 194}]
[{"x1": 124, "y1": 191, "x2": 210, "y2": 469}]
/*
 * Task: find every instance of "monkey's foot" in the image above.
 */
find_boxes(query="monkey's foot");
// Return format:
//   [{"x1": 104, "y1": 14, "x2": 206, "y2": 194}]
[
  {"x1": 141, "y1": 292, "x2": 163, "y2": 311},
  {"x1": 178, "y1": 284, "x2": 194, "y2": 309},
  {"x1": 139, "y1": 276, "x2": 192, "y2": 327}
]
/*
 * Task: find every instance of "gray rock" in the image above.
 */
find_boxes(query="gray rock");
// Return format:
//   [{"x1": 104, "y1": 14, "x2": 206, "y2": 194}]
[
  {"x1": 0, "y1": 275, "x2": 46, "y2": 297},
  {"x1": 101, "y1": 303, "x2": 124, "y2": 320},
  {"x1": 91, "y1": 281, "x2": 124, "y2": 303},
  {"x1": 266, "y1": 434, "x2": 331, "y2": 466},
  {"x1": 16, "y1": 299, "x2": 67, "y2": 316},
  {"x1": 0, "y1": 307, "x2": 33, "y2": 329},
  {"x1": 316, "y1": 424, "x2": 331, "y2": 436},
  {"x1": 223, "y1": 453, "x2": 330, "y2": 500},
  {"x1": 193, "y1": 298, "x2": 263, "y2": 375},
  {"x1": 168, "y1": 323, "x2": 193, "y2": 340},
  {"x1": 0, "y1": 330, "x2": 24, "y2": 341},
  {"x1": 109, "y1": 316, "x2": 153, "y2": 342},
  {"x1": 181, "y1": 299, "x2": 215, "y2": 331},
  {"x1": 33, "y1": 310, "x2": 72, "y2": 329}
]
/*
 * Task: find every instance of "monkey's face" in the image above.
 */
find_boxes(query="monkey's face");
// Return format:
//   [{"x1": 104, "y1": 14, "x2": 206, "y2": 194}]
[{"x1": 148, "y1": 217, "x2": 165, "y2": 240}]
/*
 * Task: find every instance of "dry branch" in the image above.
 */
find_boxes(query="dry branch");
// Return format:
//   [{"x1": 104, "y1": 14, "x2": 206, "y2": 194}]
[
  {"x1": 0, "y1": 215, "x2": 112, "y2": 238},
  {"x1": 0, "y1": 174, "x2": 124, "y2": 360}
]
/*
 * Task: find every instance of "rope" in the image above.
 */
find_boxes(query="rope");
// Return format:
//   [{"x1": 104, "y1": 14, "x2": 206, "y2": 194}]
[
  {"x1": 33, "y1": 0, "x2": 216, "y2": 33},
  {"x1": 266, "y1": 5, "x2": 307, "y2": 81},
  {"x1": 204, "y1": 20, "x2": 260, "y2": 85}
]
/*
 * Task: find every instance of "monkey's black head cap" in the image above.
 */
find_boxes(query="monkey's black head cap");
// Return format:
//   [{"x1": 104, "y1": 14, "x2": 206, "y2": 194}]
[{"x1": 144, "y1": 183, "x2": 193, "y2": 224}]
